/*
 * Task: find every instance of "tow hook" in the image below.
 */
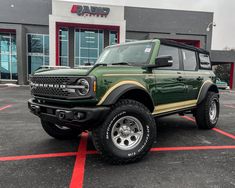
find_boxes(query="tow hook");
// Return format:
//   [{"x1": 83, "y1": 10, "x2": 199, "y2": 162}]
[
  {"x1": 56, "y1": 110, "x2": 73, "y2": 120},
  {"x1": 58, "y1": 111, "x2": 66, "y2": 120},
  {"x1": 31, "y1": 105, "x2": 40, "y2": 115}
]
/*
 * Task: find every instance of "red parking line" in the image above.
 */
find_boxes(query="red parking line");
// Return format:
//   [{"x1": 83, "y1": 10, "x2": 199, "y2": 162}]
[
  {"x1": 0, "y1": 152, "x2": 77, "y2": 161},
  {"x1": 0, "y1": 104, "x2": 12, "y2": 111},
  {"x1": 1, "y1": 144, "x2": 235, "y2": 162},
  {"x1": 86, "y1": 150, "x2": 98, "y2": 155},
  {"x1": 181, "y1": 115, "x2": 195, "y2": 122},
  {"x1": 150, "y1": 145, "x2": 235, "y2": 152},
  {"x1": 181, "y1": 115, "x2": 235, "y2": 140},
  {"x1": 70, "y1": 132, "x2": 88, "y2": 188},
  {"x1": 212, "y1": 128, "x2": 235, "y2": 140},
  {"x1": 86, "y1": 145, "x2": 235, "y2": 154}
]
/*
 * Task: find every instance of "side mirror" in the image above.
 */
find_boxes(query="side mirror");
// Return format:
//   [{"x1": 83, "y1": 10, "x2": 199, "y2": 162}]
[
  {"x1": 142, "y1": 56, "x2": 173, "y2": 72},
  {"x1": 155, "y1": 56, "x2": 173, "y2": 67}
]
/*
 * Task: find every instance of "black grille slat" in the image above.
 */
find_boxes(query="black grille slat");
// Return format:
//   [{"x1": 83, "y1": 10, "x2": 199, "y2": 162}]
[
  {"x1": 32, "y1": 87, "x2": 70, "y2": 97},
  {"x1": 31, "y1": 76, "x2": 73, "y2": 85},
  {"x1": 30, "y1": 76, "x2": 79, "y2": 99}
]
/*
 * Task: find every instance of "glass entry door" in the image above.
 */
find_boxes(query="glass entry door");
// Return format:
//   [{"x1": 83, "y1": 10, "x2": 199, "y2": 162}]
[
  {"x1": 74, "y1": 29, "x2": 103, "y2": 66},
  {"x1": 0, "y1": 33, "x2": 17, "y2": 80}
]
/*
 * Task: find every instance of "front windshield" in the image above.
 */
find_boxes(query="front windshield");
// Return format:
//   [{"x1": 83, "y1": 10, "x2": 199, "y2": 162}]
[{"x1": 96, "y1": 42, "x2": 154, "y2": 65}]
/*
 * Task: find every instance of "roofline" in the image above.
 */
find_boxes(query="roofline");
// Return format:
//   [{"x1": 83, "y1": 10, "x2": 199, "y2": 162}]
[
  {"x1": 159, "y1": 39, "x2": 209, "y2": 54},
  {"x1": 105, "y1": 39, "x2": 209, "y2": 54},
  {"x1": 125, "y1": 6, "x2": 214, "y2": 15}
]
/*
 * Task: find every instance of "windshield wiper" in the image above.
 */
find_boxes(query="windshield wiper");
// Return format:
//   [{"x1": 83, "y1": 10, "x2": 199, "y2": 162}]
[{"x1": 111, "y1": 62, "x2": 130, "y2": 65}]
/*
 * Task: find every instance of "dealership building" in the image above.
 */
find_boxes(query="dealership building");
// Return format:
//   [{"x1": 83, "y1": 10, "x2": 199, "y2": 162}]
[{"x1": 0, "y1": 0, "x2": 234, "y2": 89}]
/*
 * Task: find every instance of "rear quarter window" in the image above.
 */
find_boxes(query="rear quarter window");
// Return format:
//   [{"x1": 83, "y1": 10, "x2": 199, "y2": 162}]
[
  {"x1": 182, "y1": 49, "x2": 197, "y2": 71},
  {"x1": 199, "y1": 53, "x2": 211, "y2": 69}
]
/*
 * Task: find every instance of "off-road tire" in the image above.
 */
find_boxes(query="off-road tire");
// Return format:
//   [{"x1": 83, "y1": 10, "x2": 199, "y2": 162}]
[
  {"x1": 195, "y1": 92, "x2": 219, "y2": 129},
  {"x1": 92, "y1": 99, "x2": 156, "y2": 165},
  {"x1": 41, "y1": 120, "x2": 82, "y2": 140}
]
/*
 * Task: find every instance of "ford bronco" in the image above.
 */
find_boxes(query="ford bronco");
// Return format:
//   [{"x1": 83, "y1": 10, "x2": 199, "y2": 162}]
[{"x1": 28, "y1": 39, "x2": 220, "y2": 164}]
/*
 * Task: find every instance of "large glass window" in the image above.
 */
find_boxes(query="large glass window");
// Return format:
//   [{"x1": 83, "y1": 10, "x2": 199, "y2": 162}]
[
  {"x1": 157, "y1": 45, "x2": 180, "y2": 70},
  {"x1": 27, "y1": 34, "x2": 49, "y2": 75},
  {"x1": 59, "y1": 28, "x2": 68, "y2": 66},
  {"x1": 109, "y1": 31, "x2": 118, "y2": 45},
  {"x1": 0, "y1": 33, "x2": 17, "y2": 80},
  {"x1": 182, "y1": 49, "x2": 197, "y2": 71},
  {"x1": 74, "y1": 29, "x2": 103, "y2": 66}
]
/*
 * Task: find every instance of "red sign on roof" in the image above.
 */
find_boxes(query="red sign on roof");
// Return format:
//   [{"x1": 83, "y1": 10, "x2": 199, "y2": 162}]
[{"x1": 71, "y1": 5, "x2": 110, "y2": 17}]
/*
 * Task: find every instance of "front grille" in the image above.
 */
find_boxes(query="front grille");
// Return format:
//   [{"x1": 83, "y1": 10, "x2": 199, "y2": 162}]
[
  {"x1": 30, "y1": 76, "x2": 75, "y2": 85},
  {"x1": 30, "y1": 76, "x2": 79, "y2": 99},
  {"x1": 32, "y1": 87, "x2": 70, "y2": 97}
]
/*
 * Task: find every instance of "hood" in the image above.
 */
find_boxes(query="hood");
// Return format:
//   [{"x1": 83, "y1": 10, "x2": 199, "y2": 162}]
[
  {"x1": 90, "y1": 65, "x2": 144, "y2": 77},
  {"x1": 33, "y1": 67, "x2": 91, "y2": 76},
  {"x1": 33, "y1": 65, "x2": 145, "y2": 78}
]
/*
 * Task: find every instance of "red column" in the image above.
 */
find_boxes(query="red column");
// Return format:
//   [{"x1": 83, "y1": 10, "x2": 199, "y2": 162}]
[
  {"x1": 229, "y1": 63, "x2": 234, "y2": 90},
  {"x1": 195, "y1": 41, "x2": 200, "y2": 48}
]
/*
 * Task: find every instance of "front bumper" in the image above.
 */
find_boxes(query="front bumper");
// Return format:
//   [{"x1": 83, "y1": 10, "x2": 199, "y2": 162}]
[{"x1": 28, "y1": 98, "x2": 110, "y2": 130}]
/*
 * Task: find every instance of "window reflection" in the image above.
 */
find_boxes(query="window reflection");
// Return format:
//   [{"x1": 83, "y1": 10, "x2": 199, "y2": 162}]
[
  {"x1": 27, "y1": 34, "x2": 49, "y2": 75},
  {"x1": 44, "y1": 35, "x2": 49, "y2": 56},
  {"x1": 0, "y1": 33, "x2": 17, "y2": 80},
  {"x1": 59, "y1": 28, "x2": 68, "y2": 66},
  {"x1": 1, "y1": 54, "x2": 10, "y2": 79},
  {"x1": 109, "y1": 31, "x2": 118, "y2": 45},
  {"x1": 11, "y1": 55, "x2": 17, "y2": 80},
  {"x1": 28, "y1": 35, "x2": 43, "y2": 53},
  {"x1": 74, "y1": 29, "x2": 103, "y2": 67},
  {"x1": 28, "y1": 56, "x2": 43, "y2": 74}
]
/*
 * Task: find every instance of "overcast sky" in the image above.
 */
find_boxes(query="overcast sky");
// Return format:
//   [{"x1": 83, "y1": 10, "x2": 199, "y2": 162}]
[{"x1": 74, "y1": 0, "x2": 235, "y2": 50}]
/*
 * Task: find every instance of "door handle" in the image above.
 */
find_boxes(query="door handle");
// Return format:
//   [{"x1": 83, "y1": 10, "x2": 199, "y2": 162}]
[
  {"x1": 197, "y1": 76, "x2": 203, "y2": 81},
  {"x1": 177, "y1": 76, "x2": 183, "y2": 81}
]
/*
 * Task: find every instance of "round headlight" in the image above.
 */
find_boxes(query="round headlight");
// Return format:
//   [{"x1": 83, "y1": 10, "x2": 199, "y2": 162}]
[{"x1": 76, "y1": 78, "x2": 90, "y2": 96}]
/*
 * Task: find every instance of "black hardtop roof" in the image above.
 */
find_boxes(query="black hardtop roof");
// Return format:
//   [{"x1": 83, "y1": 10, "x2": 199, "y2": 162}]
[{"x1": 159, "y1": 39, "x2": 209, "y2": 54}]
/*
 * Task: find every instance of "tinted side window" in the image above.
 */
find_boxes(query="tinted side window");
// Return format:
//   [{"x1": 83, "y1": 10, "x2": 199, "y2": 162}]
[
  {"x1": 157, "y1": 45, "x2": 180, "y2": 70},
  {"x1": 182, "y1": 49, "x2": 197, "y2": 71},
  {"x1": 199, "y1": 53, "x2": 211, "y2": 69}
]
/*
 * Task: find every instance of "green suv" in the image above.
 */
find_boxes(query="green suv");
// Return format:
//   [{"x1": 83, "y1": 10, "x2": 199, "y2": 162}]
[{"x1": 28, "y1": 39, "x2": 220, "y2": 164}]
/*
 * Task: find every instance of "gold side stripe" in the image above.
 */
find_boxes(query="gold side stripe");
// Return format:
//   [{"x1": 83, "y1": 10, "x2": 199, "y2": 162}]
[
  {"x1": 152, "y1": 100, "x2": 197, "y2": 115},
  {"x1": 97, "y1": 81, "x2": 146, "y2": 106},
  {"x1": 97, "y1": 79, "x2": 213, "y2": 113}
]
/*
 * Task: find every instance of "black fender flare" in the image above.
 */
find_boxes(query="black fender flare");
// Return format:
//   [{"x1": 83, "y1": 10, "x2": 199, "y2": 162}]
[
  {"x1": 97, "y1": 83, "x2": 155, "y2": 111},
  {"x1": 197, "y1": 81, "x2": 219, "y2": 105}
]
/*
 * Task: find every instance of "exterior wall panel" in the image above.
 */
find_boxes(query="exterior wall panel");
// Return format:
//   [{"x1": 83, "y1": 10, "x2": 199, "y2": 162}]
[
  {"x1": 125, "y1": 7, "x2": 213, "y2": 34},
  {"x1": 125, "y1": 7, "x2": 213, "y2": 50},
  {"x1": 0, "y1": 0, "x2": 51, "y2": 25}
]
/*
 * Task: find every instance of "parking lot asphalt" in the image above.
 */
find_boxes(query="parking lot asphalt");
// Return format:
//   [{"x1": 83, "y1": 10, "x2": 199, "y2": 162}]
[{"x1": 0, "y1": 86, "x2": 235, "y2": 188}]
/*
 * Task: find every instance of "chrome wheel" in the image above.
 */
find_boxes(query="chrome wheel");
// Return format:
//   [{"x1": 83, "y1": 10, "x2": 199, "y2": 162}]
[
  {"x1": 111, "y1": 116, "x2": 143, "y2": 150},
  {"x1": 209, "y1": 100, "x2": 217, "y2": 122}
]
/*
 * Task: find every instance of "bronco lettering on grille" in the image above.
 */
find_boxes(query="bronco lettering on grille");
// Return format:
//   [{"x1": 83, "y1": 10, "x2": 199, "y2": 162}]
[{"x1": 30, "y1": 83, "x2": 66, "y2": 89}]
